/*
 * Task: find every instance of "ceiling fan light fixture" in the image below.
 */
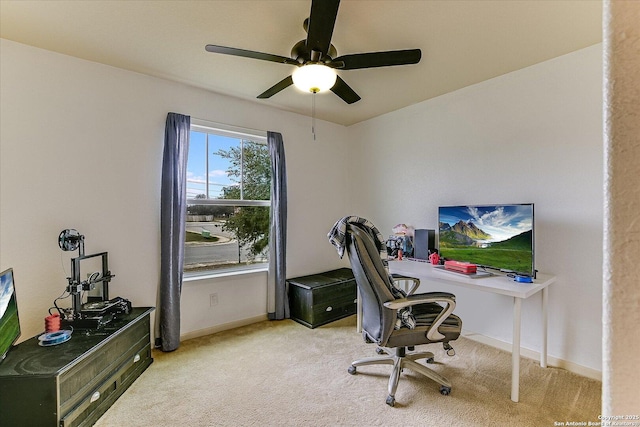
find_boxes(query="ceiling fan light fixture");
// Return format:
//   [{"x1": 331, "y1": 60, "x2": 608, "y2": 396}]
[{"x1": 292, "y1": 64, "x2": 337, "y2": 93}]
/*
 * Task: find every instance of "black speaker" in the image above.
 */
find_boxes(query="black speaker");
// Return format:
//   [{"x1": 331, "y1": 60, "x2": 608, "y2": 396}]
[{"x1": 413, "y1": 229, "x2": 435, "y2": 260}]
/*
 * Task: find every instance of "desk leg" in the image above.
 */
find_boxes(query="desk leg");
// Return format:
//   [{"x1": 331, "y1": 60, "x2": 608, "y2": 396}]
[
  {"x1": 541, "y1": 287, "x2": 548, "y2": 368},
  {"x1": 511, "y1": 297, "x2": 522, "y2": 403}
]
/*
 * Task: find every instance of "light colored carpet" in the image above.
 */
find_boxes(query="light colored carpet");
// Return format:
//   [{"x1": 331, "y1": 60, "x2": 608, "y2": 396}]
[{"x1": 95, "y1": 316, "x2": 601, "y2": 426}]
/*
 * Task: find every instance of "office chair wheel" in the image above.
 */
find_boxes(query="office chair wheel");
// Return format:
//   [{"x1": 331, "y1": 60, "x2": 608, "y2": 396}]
[
  {"x1": 440, "y1": 385, "x2": 451, "y2": 396},
  {"x1": 443, "y1": 343, "x2": 456, "y2": 357},
  {"x1": 386, "y1": 395, "x2": 395, "y2": 407},
  {"x1": 375, "y1": 347, "x2": 385, "y2": 355},
  {"x1": 348, "y1": 365, "x2": 357, "y2": 375},
  {"x1": 426, "y1": 357, "x2": 435, "y2": 364}
]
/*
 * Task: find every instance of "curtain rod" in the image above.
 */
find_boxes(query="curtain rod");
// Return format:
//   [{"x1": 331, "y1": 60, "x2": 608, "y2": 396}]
[{"x1": 190, "y1": 117, "x2": 268, "y2": 139}]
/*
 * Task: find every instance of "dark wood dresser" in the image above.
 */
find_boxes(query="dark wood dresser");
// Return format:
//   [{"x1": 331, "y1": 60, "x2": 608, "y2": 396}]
[
  {"x1": 0, "y1": 307, "x2": 154, "y2": 427},
  {"x1": 288, "y1": 268, "x2": 356, "y2": 328}
]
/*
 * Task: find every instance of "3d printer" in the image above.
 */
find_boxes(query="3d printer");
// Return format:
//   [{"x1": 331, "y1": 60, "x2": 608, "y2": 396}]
[{"x1": 56, "y1": 229, "x2": 131, "y2": 329}]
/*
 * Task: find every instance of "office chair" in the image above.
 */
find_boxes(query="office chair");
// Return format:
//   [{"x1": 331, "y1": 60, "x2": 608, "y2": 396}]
[{"x1": 343, "y1": 222, "x2": 462, "y2": 406}]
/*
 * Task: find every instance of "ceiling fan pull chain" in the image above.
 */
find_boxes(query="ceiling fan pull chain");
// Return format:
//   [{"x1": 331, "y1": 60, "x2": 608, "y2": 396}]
[{"x1": 312, "y1": 92, "x2": 317, "y2": 141}]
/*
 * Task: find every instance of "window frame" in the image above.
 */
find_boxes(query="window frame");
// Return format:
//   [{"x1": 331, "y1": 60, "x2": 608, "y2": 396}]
[{"x1": 184, "y1": 120, "x2": 270, "y2": 279}]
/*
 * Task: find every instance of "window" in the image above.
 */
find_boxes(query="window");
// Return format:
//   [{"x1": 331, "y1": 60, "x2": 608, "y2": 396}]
[{"x1": 185, "y1": 122, "x2": 270, "y2": 275}]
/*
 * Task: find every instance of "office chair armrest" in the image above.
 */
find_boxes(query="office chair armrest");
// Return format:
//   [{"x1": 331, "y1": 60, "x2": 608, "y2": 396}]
[
  {"x1": 383, "y1": 292, "x2": 456, "y2": 341},
  {"x1": 383, "y1": 292, "x2": 456, "y2": 310},
  {"x1": 390, "y1": 274, "x2": 420, "y2": 295}
]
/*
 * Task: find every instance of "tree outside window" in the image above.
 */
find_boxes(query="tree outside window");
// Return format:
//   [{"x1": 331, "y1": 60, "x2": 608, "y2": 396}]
[{"x1": 185, "y1": 127, "x2": 270, "y2": 274}]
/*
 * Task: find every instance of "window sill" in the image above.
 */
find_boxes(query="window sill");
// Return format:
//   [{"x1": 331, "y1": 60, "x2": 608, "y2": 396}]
[{"x1": 183, "y1": 265, "x2": 268, "y2": 283}]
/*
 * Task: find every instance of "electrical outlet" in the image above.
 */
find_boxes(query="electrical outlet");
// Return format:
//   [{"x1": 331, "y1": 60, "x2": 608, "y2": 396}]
[{"x1": 209, "y1": 293, "x2": 219, "y2": 307}]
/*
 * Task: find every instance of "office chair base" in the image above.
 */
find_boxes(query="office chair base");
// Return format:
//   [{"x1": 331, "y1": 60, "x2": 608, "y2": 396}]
[{"x1": 348, "y1": 348, "x2": 452, "y2": 406}]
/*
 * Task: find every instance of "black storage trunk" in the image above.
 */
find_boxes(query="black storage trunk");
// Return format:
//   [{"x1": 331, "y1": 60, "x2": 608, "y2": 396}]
[{"x1": 288, "y1": 268, "x2": 356, "y2": 328}]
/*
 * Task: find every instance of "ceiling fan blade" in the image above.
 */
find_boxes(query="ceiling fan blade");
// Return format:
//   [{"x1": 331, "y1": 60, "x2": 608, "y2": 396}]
[
  {"x1": 257, "y1": 75, "x2": 294, "y2": 99},
  {"x1": 306, "y1": 0, "x2": 340, "y2": 59},
  {"x1": 205, "y1": 44, "x2": 297, "y2": 65},
  {"x1": 333, "y1": 49, "x2": 422, "y2": 70},
  {"x1": 330, "y1": 76, "x2": 361, "y2": 104}
]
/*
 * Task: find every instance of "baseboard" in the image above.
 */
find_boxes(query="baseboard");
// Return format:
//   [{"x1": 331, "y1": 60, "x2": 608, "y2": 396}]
[
  {"x1": 462, "y1": 331, "x2": 602, "y2": 382},
  {"x1": 180, "y1": 314, "x2": 268, "y2": 341}
]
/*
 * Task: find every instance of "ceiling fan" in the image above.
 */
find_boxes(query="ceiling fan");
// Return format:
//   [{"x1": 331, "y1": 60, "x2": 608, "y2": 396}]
[{"x1": 205, "y1": 0, "x2": 421, "y2": 104}]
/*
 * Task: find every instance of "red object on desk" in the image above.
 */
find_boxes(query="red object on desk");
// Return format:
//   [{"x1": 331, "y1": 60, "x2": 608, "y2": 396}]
[
  {"x1": 429, "y1": 252, "x2": 440, "y2": 265},
  {"x1": 444, "y1": 260, "x2": 477, "y2": 274}
]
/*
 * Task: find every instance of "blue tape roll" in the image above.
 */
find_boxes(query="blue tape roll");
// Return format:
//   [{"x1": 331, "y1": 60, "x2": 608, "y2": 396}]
[
  {"x1": 38, "y1": 329, "x2": 72, "y2": 346},
  {"x1": 514, "y1": 275, "x2": 533, "y2": 283}
]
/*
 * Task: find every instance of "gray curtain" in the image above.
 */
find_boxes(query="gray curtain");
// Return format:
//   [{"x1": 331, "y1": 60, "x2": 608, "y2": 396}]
[
  {"x1": 158, "y1": 112, "x2": 190, "y2": 352},
  {"x1": 267, "y1": 131, "x2": 288, "y2": 320}
]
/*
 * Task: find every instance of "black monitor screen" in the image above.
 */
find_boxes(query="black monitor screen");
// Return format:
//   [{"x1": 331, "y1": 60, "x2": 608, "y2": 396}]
[
  {"x1": 438, "y1": 204, "x2": 535, "y2": 276},
  {"x1": 0, "y1": 268, "x2": 21, "y2": 361}
]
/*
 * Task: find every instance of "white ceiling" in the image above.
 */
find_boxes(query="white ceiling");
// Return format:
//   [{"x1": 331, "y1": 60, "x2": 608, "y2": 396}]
[{"x1": 0, "y1": 0, "x2": 602, "y2": 126}]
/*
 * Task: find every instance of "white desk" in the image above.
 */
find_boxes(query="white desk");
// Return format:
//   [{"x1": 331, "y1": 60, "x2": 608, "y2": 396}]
[{"x1": 388, "y1": 260, "x2": 556, "y2": 403}]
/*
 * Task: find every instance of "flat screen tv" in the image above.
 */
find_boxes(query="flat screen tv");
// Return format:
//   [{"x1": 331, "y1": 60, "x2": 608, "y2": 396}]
[
  {"x1": 0, "y1": 268, "x2": 21, "y2": 361},
  {"x1": 438, "y1": 204, "x2": 535, "y2": 276}
]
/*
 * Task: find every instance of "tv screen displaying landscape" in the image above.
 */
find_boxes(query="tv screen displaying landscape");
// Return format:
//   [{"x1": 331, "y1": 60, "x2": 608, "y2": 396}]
[{"x1": 438, "y1": 204, "x2": 534, "y2": 276}]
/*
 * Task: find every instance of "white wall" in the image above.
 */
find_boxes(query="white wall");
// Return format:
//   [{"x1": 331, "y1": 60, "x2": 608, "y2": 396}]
[
  {"x1": 348, "y1": 45, "x2": 603, "y2": 374},
  {"x1": 603, "y1": 0, "x2": 640, "y2": 413},
  {"x1": 0, "y1": 39, "x2": 350, "y2": 341}
]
